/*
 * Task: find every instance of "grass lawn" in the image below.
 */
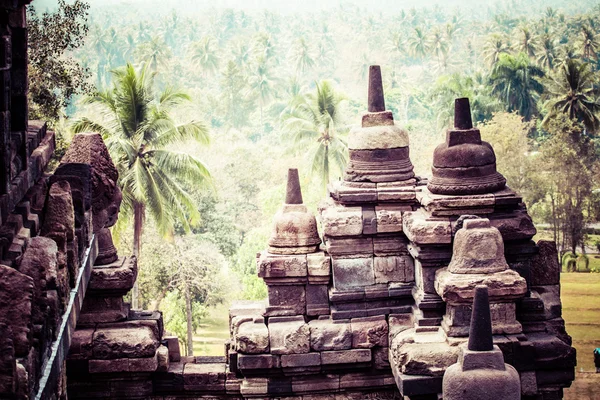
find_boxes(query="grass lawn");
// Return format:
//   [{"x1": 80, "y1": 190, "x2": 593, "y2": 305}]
[
  {"x1": 561, "y1": 272, "x2": 600, "y2": 372},
  {"x1": 192, "y1": 303, "x2": 230, "y2": 356}
]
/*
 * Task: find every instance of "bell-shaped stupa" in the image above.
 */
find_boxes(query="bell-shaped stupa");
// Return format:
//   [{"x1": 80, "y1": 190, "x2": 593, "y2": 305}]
[{"x1": 428, "y1": 98, "x2": 506, "y2": 195}]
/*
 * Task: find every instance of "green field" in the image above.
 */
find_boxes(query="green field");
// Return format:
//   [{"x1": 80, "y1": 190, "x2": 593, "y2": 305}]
[
  {"x1": 193, "y1": 304, "x2": 230, "y2": 357},
  {"x1": 562, "y1": 272, "x2": 600, "y2": 399},
  {"x1": 561, "y1": 273, "x2": 600, "y2": 372}
]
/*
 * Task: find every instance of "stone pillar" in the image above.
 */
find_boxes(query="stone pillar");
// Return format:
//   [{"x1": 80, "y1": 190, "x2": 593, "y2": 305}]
[{"x1": 442, "y1": 285, "x2": 520, "y2": 400}]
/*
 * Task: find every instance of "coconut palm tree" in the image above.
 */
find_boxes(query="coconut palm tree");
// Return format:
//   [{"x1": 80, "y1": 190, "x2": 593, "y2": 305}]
[
  {"x1": 72, "y1": 63, "x2": 211, "y2": 308},
  {"x1": 249, "y1": 56, "x2": 277, "y2": 129},
  {"x1": 282, "y1": 80, "x2": 348, "y2": 190},
  {"x1": 578, "y1": 25, "x2": 599, "y2": 63},
  {"x1": 407, "y1": 27, "x2": 430, "y2": 60},
  {"x1": 483, "y1": 33, "x2": 510, "y2": 67},
  {"x1": 537, "y1": 34, "x2": 558, "y2": 70},
  {"x1": 489, "y1": 52, "x2": 545, "y2": 120},
  {"x1": 138, "y1": 36, "x2": 171, "y2": 72},
  {"x1": 191, "y1": 36, "x2": 220, "y2": 78},
  {"x1": 290, "y1": 37, "x2": 315, "y2": 75},
  {"x1": 543, "y1": 59, "x2": 600, "y2": 133},
  {"x1": 514, "y1": 26, "x2": 538, "y2": 59}
]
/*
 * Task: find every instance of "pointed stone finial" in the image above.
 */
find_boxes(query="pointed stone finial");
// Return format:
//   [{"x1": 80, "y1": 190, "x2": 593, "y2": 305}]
[
  {"x1": 368, "y1": 65, "x2": 385, "y2": 113},
  {"x1": 285, "y1": 168, "x2": 303, "y2": 204},
  {"x1": 468, "y1": 285, "x2": 494, "y2": 352},
  {"x1": 454, "y1": 97, "x2": 473, "y2": 130}
]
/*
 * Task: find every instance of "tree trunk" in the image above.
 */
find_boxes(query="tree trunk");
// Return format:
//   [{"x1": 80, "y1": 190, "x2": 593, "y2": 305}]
[
  {"x1": 323, "y1": 144, "x2": 329, "y2": 193},
  {"x1": 132, "y1": 202, "x2": 144, "y2": 310},
  {"x1": 184, "y1": 280, "x2": 194, "y2": 357}
]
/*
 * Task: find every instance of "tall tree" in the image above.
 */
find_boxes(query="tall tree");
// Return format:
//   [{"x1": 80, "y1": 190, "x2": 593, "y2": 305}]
[
  {"x1": 27, "y1": 0, "x2": 91, "y2": 121},
  {"x1": 72, "y1": 63, "x2": 211, "y2": 308},
  {"x1": 249, "y1": 57, "x2": 277, "y2": 129},
  {"x1": 483, "y1": 33, "x2": 510, "y2": 67},
  {"x1": 578, "y1": 25, "x2": 599, "y2": 63},
  {"x1": 191, "y1": 36, "x2": 220, "y2": 78},
  {"x1": 543, "y1": 59, "x2": 600, "y2": 134},
  {"x1": 489, "y1": 52, "x2": 545, "y2": 120},
  {"x1": 407, "y1": 27, "x2": 430, "y2": 60},
  {"x1": 514, "y1": 26, "x2": 538, "y2": 59},
  {"x1": 283, "y1": 81, "x2": 348, "y2": 190},
  {"x1": 290, "y1": 37, "x2": 315, "y2": 75},
  {"x1": 537, "y1": 34, "x2": 558, "y2": 70}
]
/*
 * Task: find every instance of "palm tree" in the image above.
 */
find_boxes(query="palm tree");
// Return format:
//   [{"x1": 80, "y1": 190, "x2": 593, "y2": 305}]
[
  {"x1": 408, "y1": 27, "x2": 430, "y2": 60},
  {"x1": 282, "y1": 80, "x2": 348, "y2": 190},
  {"x1": 431, "y1": 27, "x2": 449, "y2": 70},
  {"x1": 514, "y1": 26, "x2": 538, "y2": 59},
  {"x1": 537, "y1": 35, "x2": 558, "y2": 70},
  {"x1": 483, "y1": 33, "x2": 510, "y2": 67},
  {"x1": 72, "y1": 63, "x2": 211, "y2": 308},
  {"x1": 489, "y1": 52, "x2": 545, "y2": 120},
  {"x1": 543, "y1": 59, "x2": 600, "y2": 133},
  {"x1": 191, "y1": 36, "x2": 220, "y2": 78},
  {"x1": 578, "y1": 26, "x2": 599, "y2": 62},
  {"x1": 353, "y1": 53, "x2": 371, "y2": 82},
  {"x1": 249, "y1": 56, "x2": 277, "y2": 129},
  {"x1": 290, "y1": 37, "x2": 315, "y2": 75},
  {"x1": 138, "y1": 36, "x2": 171, "y2": 71}
]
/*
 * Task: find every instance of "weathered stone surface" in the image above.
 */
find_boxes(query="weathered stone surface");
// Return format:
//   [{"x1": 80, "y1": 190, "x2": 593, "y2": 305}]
[
  {"x1": 374, "y1": 256, "x2": 413, "y2": 284},
  {"x1": 373, "y1": 235, "x2": 408, "y2": 256},
  {"x1": 41, "y1": 180, "x2": 74, "y2": 244},
  {"x1": 0, "y1": 264, "x2": 33, "y2": 356},
  {"x1": 292, "y1": 374, "x2": 340, "y2": 393},
  {"x1": 309, "y1": 318, "x2": 352, "y2": 351},
  {"x1": 235, "y1": 318, "x2": 269, "y2": 354},
  {"x1": 348, "y1": 123, "x2": 410, "y2": 150},
  {"x1": 375, "y1": 206, "x2": 403, "y2": 233},
  {"x1": 281, "y1": 352, "x2": 321, "y2": 368},
  {"x1": 448, "y1": 219, "x2": 509, "y2": 274},
  {"x1": 395, "y1": 341, "x2": 459, "y2": 376},
  {"x1": 320, "y1": 349, "x2": 371, "y2": 365},
  {"x1": 240, "y1": 377, "x2": 268, "y2": 395},
  {"x1": 18, "y1": 236, "x2": 57, "y2": 324},
  {"x1": 88, "y1": 256, "x2": 137, "y2": 297},
  {"x1": 267, "y1": 285, "x2": 306, "y2": 315},
  {"x1": 435, "y1": 268, "x2": 527, "y2": 304},
  {"x1": 95, "y1": 227, "x2": 118, "y2": 265},
  {"x1": 257, "y1": 252, "x2": 307, "y2": 279},
  {"x1": 68, "y1": 328, "x2": 95, "y2": 360},
  {"x1": 332, "y1": 257, "x2": 374, "y2": 290},
  {"x1": 59, "y1": 132, "x2": 121, "y2": 233},
  {"x1": 237, "y1": 354, "x2": 279, "y2": 370},
  {"x1": 326, "y1": 237, "x2": 373, "y2": 257},
  {"x1": 531, "y1": 240, "x2": 560, "y2": 286},
  {"x1": 268, "y1": 316, "x2": 310, "y2": 355},
  {"x1": 268, "y1": 175, "x2": 321, "y2": 255},
  {"x1": 92, "y1": 324, "x2": 159, "y2": 359},
  {"x1": 306, "y1": 284, "x2": 330, "y2": 316},
  {"x1": 307, "y1": 252, "x2": 331, "y2": 280},
  {"x1": 156, "y1": 345, "x2": 169, "y2": 372},
  {"x1": 183, "y1": 362, "x2": 226, "y2": 391},
  {"x1": 351, "y1": 316, "x2": 388, "y2": 348},
  {"x1": 321, "y1": 205, "x2": 363, "y2": 237},
  {"x1": 403, "y1": 210, "x2": 452, "y2": 244},
  {"x1": 0, "y1": 323, "x2": 16, "y2": 396}
]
